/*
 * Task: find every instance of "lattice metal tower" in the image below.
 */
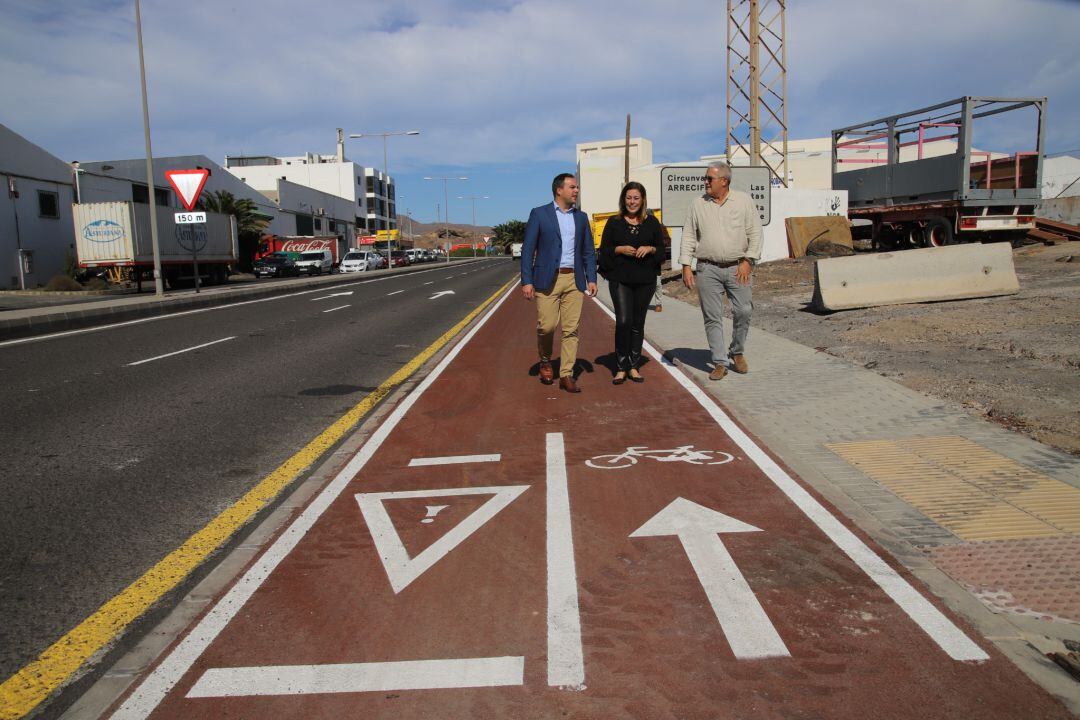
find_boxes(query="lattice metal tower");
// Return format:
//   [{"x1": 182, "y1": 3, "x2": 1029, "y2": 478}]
[{"x1": 726, "y1": 0, "x2": 788, "y2": 186}]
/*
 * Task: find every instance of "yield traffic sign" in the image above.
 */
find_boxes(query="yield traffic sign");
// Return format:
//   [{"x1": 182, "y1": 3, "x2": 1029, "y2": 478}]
[{"x1": 164, "y1": 169, "x2": 210, "y2": 211}]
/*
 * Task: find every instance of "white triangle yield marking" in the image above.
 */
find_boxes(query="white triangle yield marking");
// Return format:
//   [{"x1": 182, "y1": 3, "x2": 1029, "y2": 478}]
[{"x1": 356, "y1": 485, "x2": 529, "y2": 593}]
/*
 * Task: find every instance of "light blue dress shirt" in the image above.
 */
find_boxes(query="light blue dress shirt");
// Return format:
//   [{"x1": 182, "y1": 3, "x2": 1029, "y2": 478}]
[{"x1": 553, "y1": 202, "x2": 576, "y2": 268}]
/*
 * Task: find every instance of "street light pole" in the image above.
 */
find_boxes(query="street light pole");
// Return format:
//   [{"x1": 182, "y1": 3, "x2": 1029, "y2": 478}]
[
  {"x1": 135, "y1": 0, "x2": 164, "y2": 296},
  {"x1": 348, "y1": 130, "x2": 420, "y2": 258},
  {"x1": 458, "y1": 195, "x2": 489, "y2": 258},
  {"x1": 424, "y1": 176, "x2": 467, "y2": 262}
]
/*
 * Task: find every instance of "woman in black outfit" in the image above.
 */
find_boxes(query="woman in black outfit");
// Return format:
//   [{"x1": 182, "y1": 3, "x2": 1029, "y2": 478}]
[{"x1": 599, "y1": 182, "x2": 666, "y2": 384}]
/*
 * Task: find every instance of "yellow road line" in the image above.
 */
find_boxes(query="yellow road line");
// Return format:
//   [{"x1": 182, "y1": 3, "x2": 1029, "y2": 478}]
[{"x1": 0, "y1": 277, "x2": 516, "y2": 720}]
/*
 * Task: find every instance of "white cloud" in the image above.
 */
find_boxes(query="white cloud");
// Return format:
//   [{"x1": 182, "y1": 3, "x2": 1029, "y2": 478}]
[{"x1": 1, "y1": 0, "x2": 1076, "y2": 171}]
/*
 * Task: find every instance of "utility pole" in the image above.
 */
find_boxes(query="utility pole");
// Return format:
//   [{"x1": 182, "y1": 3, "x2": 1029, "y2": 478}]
[
  {"x1": 424, "y1": 177, "x2": 467, "y2": 261},
  {"x1": 624, "y1": 113, "x2": 631, "y2": 185},
  {"x1": 458, "y1": 195, "x2": 489, "y2": 258},
  {"x1": 135, "y1": 0, "x2": 165, "y2": 295},
  {"x1": 726, "y1": 0, "x2": 788, "y2": 186}
]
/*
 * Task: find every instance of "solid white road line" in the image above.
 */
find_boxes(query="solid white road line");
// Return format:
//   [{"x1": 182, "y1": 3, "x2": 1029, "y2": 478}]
[
  {"x1": 0, "y1": 266, "x2": 459, "y2": 349},
  {"x1": 125, "y1": 337, "x2": 236, "y2": 367},
  {"x1": 387, "y1": 290, "x2": 405, "y2": 296},
  {"x1": 591, "y1": 298, "x2": 989, "y2": 663},
  {"x1": 546, "y1": 432, "x2": 585, "y2": 689},
  {"x1": 408, "y1": 454, "x2": 502, "y2": 466},
  {"x1": 109, "y1": 283, "x2": 519, "y2": 720},
  {"x1": 186, "y1": 656, "x2": 525, "y2": 697},
  {"x1": 321, "y1": 305, "x2": 350, "y2": 313},
  {"x1": 424, "y1": 281, "x2": 434, "y2": 285}
]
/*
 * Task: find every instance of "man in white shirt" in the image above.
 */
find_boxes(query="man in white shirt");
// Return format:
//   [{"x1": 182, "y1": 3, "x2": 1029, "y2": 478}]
[{"x1": 679, "y1": 161, "x2": 763, "y2": 380}]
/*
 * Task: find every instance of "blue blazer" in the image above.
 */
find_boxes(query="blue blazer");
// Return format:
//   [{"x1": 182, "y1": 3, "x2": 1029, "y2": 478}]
[{"x1": 520, "y1": 203, "x2": 597, "y2": 292}]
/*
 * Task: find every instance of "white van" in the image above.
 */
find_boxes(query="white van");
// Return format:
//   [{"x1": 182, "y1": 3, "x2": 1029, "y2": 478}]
[
  {"x1": 295, "y1": 249, "x2": 333, "y2": 275},
  {"x1": 511, "y1": 242, "x2": 523, "y2": 259}
]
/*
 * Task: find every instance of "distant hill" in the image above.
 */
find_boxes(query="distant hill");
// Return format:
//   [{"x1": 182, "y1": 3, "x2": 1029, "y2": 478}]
[{"x1": 396, "y1": 214, "x2": 494, "y2": 247}]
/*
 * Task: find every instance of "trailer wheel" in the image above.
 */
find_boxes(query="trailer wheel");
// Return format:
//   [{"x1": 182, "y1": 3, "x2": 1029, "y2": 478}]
[
  {"x1": 923, "y1": 217, "x2": 954, "y2": 247},
  {"x1": 904, "y1": 224, "x2": 923, "y2": 249}
]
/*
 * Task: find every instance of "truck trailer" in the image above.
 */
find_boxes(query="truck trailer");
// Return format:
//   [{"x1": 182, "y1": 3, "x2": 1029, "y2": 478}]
[
  {"x1": 255, "y1": 235, "x2": 345, "y2": 268},
  {"x1": 74, "y1": 201, "x2": 237, "y2": 287},
  {"x1": 832, "y1": 97, "x2": 1046, "y2": 249}
]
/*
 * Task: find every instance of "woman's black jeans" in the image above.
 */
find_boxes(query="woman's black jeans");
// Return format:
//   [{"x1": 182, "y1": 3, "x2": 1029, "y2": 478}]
[{"x1": 609, "y1": 280, "x2": 655, "y2": 371}]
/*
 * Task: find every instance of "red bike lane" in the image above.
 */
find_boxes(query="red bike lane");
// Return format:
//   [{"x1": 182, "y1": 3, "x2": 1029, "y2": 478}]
[{"x1": 106, "y1": 286, "x2": 1071, "y2": 720}]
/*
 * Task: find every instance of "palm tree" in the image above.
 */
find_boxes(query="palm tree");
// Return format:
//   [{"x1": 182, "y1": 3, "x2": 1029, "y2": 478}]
[{"x1": 197, "y1": 190, "x2": 270, "y2": 271}]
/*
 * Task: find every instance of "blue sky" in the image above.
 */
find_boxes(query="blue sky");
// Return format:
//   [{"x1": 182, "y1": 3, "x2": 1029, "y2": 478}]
[{"x1": 1, "y1": 0, "x2": 1077, "y2": 226}]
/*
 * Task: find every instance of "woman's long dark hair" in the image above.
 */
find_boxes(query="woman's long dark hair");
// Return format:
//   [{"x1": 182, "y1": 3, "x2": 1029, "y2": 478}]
[{"x1": 618, "y1": 181, "x2": 648, "y2": 222}]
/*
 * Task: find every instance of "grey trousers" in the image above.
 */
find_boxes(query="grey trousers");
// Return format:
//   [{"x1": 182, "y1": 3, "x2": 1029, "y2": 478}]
[{"x1": 696, "y1": 263, "x2": 753, "y2": 366}]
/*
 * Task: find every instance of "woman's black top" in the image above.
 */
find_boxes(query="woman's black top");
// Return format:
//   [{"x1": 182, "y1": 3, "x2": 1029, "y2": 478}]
[{"x1": 599, "y1": 214, "x2": 667, "y2": 285}]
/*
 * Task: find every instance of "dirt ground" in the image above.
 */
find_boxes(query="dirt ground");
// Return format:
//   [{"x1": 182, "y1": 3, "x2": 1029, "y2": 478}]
[{"x1": 665, "y1": 240, "x2": 1080, "y2": 455}]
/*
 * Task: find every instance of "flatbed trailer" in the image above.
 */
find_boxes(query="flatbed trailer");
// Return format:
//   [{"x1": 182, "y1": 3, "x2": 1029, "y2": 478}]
[{"x1": 832, "y1": 97, "x2": 1046, "y2": 249}]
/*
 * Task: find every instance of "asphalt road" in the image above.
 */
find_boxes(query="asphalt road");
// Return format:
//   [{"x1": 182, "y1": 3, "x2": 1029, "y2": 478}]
[{"x1": 0, "y1": 258, "x2": 517, "y2": 685}]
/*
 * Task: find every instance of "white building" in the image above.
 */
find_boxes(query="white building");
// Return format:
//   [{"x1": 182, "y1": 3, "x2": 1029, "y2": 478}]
[
  {"x1": 0, "y1": 122, "x2": 76, "y2": 289},
  {"x1": 576, "y1": 137, "x2": 849, "y2": 263},
  {"x1": 224, "y1": 152, "x2": 395, "y2": 235},
  {"x1": 1040, "y1": 153, "x2": 1080, "y2": 224}
]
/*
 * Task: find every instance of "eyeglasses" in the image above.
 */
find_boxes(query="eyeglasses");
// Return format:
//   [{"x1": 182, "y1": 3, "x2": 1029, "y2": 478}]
[{"x1": 704, "y1": 176, "x2": 727, "y2": 183}]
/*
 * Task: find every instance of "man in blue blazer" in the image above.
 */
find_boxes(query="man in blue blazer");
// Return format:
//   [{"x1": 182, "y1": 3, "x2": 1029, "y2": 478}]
[{"x1": 520, "y1": 173, "x2": 597, "y2": 393}]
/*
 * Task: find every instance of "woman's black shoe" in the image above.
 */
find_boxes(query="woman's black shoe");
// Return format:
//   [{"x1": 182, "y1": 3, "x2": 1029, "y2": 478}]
[
  {"x1": 628, "y1": 370, "x2": 644, "y2": 383},
  {"x1": 612, "y1": 372, "x2": 628, "y2": 385}
]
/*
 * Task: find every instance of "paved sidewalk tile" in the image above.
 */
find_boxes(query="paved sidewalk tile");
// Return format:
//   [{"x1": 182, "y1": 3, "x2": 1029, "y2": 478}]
[{"x1": 598, "y1": 280, "x2": 1080, "y2": 635}]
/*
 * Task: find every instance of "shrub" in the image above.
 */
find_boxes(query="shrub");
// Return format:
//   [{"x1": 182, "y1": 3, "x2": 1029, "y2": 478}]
[{"x1": 44, "y1": 274, "x2": 83, "y2": 291}]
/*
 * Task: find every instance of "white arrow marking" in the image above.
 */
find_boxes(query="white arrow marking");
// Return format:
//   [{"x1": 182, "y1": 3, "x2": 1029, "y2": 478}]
[
  {"x1": 356, "y1": 485, "x2": 528, "y2": 593},
  {"x1": 429, "y1": 290, "x2": 456, "y2": 300},
  {"x1": 311, "y1": 291, "x2": 354, "y2": 301},
  {"x1": 631, "y1": 498, "x2": 790, "y2": 660}
]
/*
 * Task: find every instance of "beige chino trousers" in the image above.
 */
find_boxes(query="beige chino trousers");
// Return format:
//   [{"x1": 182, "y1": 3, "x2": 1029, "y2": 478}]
[{"x1": 536, "y1": 271, "x2": 584, "y2": 378}]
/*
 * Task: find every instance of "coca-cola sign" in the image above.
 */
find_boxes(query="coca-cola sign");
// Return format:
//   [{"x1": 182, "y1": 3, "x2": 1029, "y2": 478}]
[{"x1": 280, "y1": 238, "x2": 332, "y2": 253}]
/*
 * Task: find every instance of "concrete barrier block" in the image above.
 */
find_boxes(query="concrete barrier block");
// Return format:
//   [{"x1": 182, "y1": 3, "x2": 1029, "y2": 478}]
[{"x1": 812, "y1": 242, "x2": 1020, "y2": 311}]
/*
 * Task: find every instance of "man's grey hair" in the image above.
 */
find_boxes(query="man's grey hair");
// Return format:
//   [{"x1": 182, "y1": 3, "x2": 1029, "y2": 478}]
[{"x1": 707, "y1": 161, "x2": 732, "y2": 180}]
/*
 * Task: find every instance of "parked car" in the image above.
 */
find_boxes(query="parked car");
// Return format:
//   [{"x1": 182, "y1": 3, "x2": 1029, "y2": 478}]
[
  {"x1": 253, "y1": 253, "x2": 300, "y2": 278},
  {"x1": 295, "y1": 249, "x2": 334, "y2": 275},
  {"x1": 340, "y1": 250, "x2": 383, "y2": 272},
  {"x1": 405, "y1": 249, "x2": 422, "y2": 264},
  {"x1": 389, "y1": 250, "x2": 410, "y2": 268},
  {"x1": 421, "y1": 249, "x2": 435, "y2": 262}
]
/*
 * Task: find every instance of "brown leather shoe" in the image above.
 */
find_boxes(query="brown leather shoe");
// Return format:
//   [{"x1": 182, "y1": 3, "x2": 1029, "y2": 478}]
[
  {"x1": 708, "y1": 365, "x2": 728, "y2": 381},
  {"x1": 559, "y1": 376, "x2": 581, "y2": 393},
  {"x1": 538, "y1": 361, "x2": 554, "y2": 385},
  {"x1": 730, "y1": 354, "x2": 748, "y2": 374}
]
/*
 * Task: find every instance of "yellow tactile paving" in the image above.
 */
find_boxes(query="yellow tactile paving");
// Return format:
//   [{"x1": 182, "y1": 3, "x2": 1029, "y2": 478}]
[{"x1": 827, "y1": 436, "x2": 1080, "y2": 541}]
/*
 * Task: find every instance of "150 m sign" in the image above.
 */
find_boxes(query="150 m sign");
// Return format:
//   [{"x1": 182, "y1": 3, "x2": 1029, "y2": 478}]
[
  {"x1": 175, "y1": 211, "x2": 207, "y2": 224},
  {"x1": 659, "y1": 165, "x2": 771, "y2": 228}
]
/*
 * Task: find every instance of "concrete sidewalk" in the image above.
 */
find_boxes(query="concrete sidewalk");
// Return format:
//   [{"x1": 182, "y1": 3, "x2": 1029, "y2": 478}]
[{"x1": 597, "y1": 279, "x2": 1080, "y2": 710}]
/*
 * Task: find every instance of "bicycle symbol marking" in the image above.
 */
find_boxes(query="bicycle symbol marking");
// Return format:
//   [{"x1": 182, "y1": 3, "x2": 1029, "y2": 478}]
[{"x1": 586, "y1": 445, "x2": 735, "y2": 470}]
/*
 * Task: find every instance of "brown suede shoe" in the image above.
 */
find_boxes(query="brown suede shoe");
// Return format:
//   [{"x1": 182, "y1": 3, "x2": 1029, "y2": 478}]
[
  {"x1": 708, "y1": 365, "x2": 728, "y2": 381},
  {"x1": 559, "y1": 376, "x2": 581, "y2": 393},
  {"x1": 730, "y1": 354, "x2": 748, "y2": 374},
  {"x1": 539, "y1": 361, "x2": 554, "y2": 385}
]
